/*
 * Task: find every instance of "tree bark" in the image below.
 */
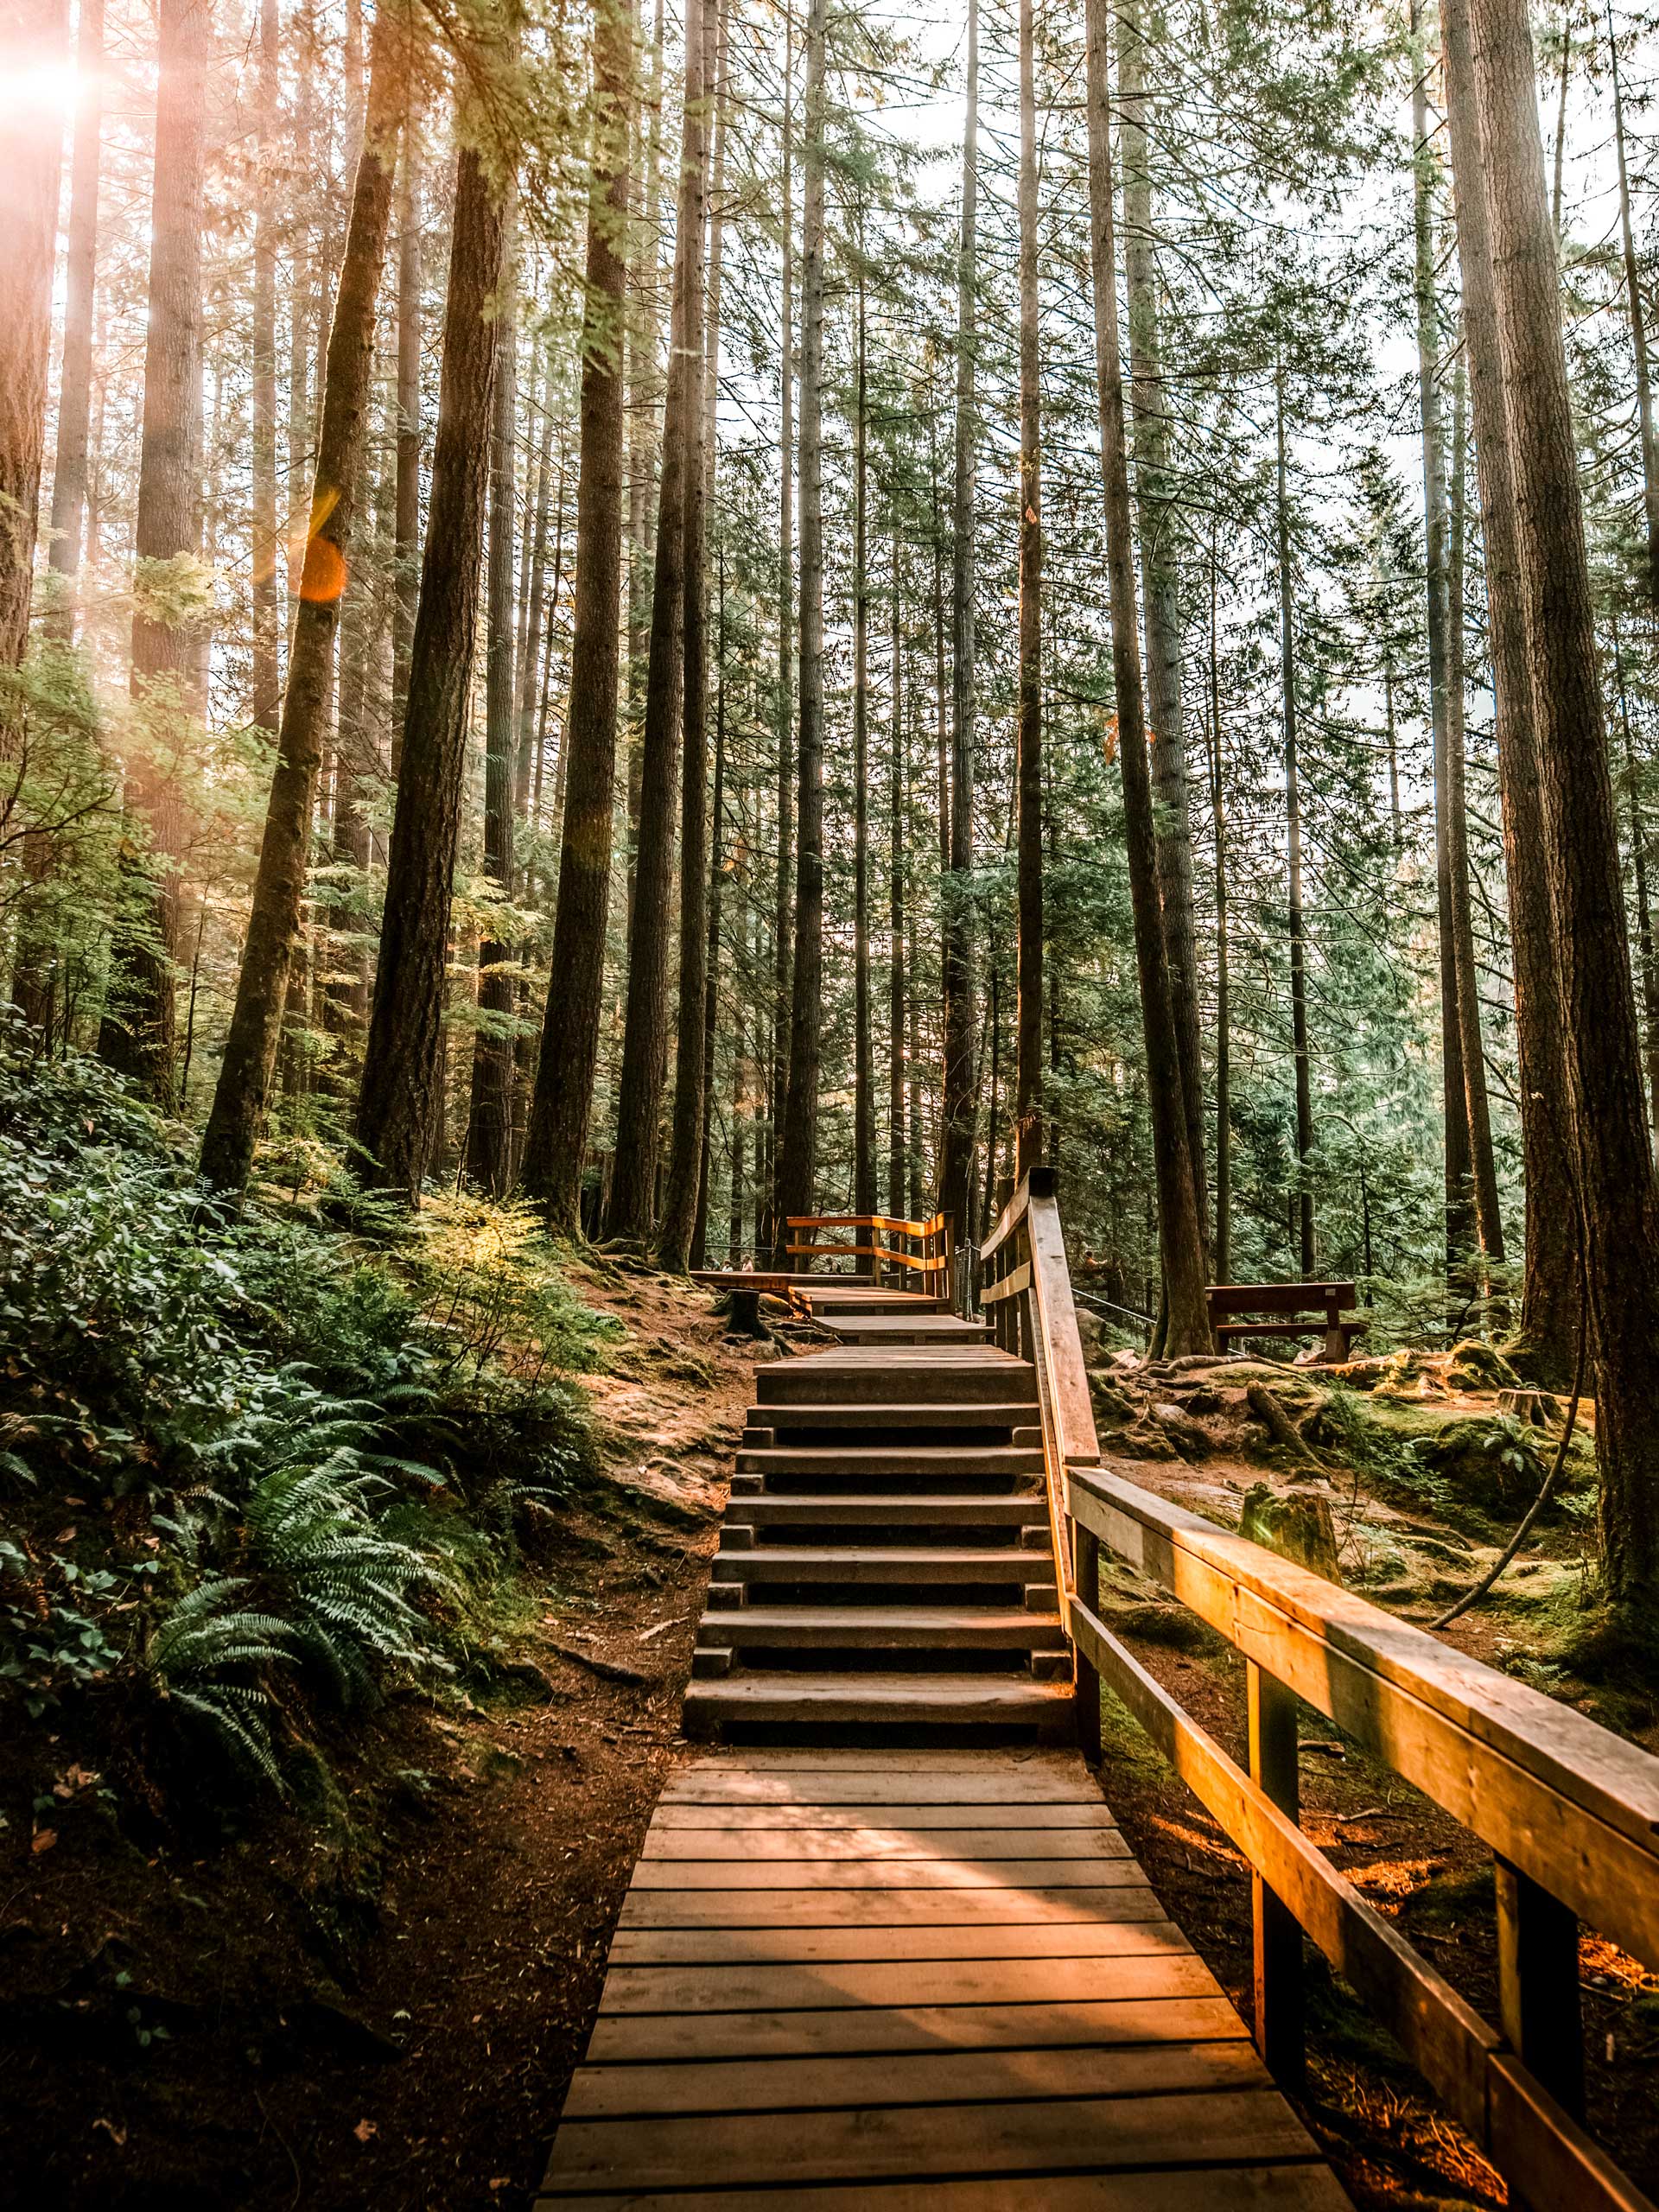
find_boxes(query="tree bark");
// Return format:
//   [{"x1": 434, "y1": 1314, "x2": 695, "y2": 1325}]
[
  {"x1": 354, "y1": 117, "x2": 508, "y2": 1200},
  {"x1": 99, "y1": 0, "x2": 209, "y2": 1105},
  {"x1": 1439, "y1": 0, "x2": 1579, "y2": 1379},
  {"x1": 889, "y1": 532, "x2": 906, "y2": 1223},
  {"x1": 520, "y1": 0, "x2": 633, "y2": 1232},
  {"x1": 1014, "y1": 0, "x2": 1043, "y2": 1181},
  {"x1": 766, "y1": 0, "x2": 796, "y2": 1268},
  {"x1": 391, "y1": 109, "x2": 422, "y2": 767},
  {"x1": 1465, "y1": 0, "x2": 1659, "y2": 1607},
  {"x1": 1275, "y1": 376, "x2": 1317, "y2": 1282},
  {"x1": 1120, "y1": 0, "x2": 1206, "y2": 1253},
  {"x1": 939, "y1": 0, "x2": 979, "y2": 1244},
  {"x1": 248, "y1": 0, "x2": 280, "y2": 724},
  {"x1": 624, "y1": 0, "x2": 665, "y2": 937},
  {"x1": 852, "y1": 267, "x2": 876, "y2": 1221},
  {"x1": 658, "y1": 0, "x2": 718, "y2": 1271},
  {"x1": 0, "y1": 0, "x2": 67, "y2": 670},
  {"x1": 1208, "y1": 531, "x2": 1230, "y2": 1285},
  {"x1": 466, "y1": 242, "x2": 518, "y2": 1195},
  {"x1": 47, "y1": 0, "x2": 104, "y2": 625},
  {"x1": 200, "y1": 7, "x2": 406, "y2": 1194},
  {"x1": 1613, "y1": 619, "x2": 1659, "y2": 1145},
  {"x1": 607, "y1": 0, "x2": 708, "y2": 1244},
  {"x1": 1082, "y1": 0, "x2": 1211, "y2": 1352},
  {"x1": 1608, "y1": 8, "x2": 1659, "y2": 607},
  {"x1": 1446, "y1": 361, "x2": 1507, "y2": 1272},
  {"x1": 775, "y1": 0, "x2": 826, "y2": 1255}
]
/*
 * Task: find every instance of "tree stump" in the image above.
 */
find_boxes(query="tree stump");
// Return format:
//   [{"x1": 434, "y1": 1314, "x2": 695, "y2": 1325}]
[{"x1": 1497, "y1": 1388, "x2": 1562, "y2": 1430}]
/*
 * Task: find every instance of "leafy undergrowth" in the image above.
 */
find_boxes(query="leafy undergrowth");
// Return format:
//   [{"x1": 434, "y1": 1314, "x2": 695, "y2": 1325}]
[{"x1": 0, "y1": 1027, "x2": 757, "y2": 2209}]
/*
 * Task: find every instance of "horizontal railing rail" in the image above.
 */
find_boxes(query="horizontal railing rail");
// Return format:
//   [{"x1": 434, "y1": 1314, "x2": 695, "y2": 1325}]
[
  {"x1": 979, "y1": 1166, "x2": 1659, "y2": 2212},
  {"x1": 785, "y1": 1210, "x2": 954, "y2": 1289}
]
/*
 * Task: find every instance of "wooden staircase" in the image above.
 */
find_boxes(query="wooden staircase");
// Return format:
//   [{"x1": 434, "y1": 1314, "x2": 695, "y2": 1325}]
[{"x1": 685, "y1": 1288, "x2": 1075, "y2": 1740}]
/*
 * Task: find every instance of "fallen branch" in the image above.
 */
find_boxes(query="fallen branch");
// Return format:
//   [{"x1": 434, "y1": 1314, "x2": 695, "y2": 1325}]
[{"x1": 549, "y1": 1643, "x2": 655, "y2": 1688}]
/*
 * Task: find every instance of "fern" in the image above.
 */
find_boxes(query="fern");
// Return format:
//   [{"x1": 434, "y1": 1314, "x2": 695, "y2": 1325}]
[{"x1": 148, "y1": 1577, "x2": 296, "y2": 1789}]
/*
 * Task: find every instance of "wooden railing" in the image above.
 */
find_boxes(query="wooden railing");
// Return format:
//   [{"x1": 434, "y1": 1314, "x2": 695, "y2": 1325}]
[
  {"x1": 979, "y1": 1167, "x2": 1659, "y2": 2212},
  {"x1": 785, "y1": 1210, "x2": 954, "y2": 1290}
]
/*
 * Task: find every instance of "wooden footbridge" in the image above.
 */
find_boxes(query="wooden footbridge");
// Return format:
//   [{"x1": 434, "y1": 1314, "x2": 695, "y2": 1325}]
[{"x1": 538, "y1": 1174, "x2": 1659, "y2": 2211}]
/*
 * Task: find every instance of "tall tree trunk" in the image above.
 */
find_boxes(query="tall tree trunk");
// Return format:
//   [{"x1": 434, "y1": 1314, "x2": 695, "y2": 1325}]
[
  {"x1": 466, "y1": 243, "x2": 518, "y2": 1195},
  {"x1": 766, "y1": 0, "x2": 796, "y2": 1268},
  {"x1": 521, "y1": 0, "x2": 633, "y2": 1233},
  {"x1": 1119, "y1": 0, "x2": 1205, "y2": 1251},
  {"x1": 658, "y1": 0, "x2": 719, "y2": 1271},
  {"x1": 775, "y1": 0, "x2": 825, "y2": 1255},
  {"x1": 515, "y1": 337, "x2": 556, "y2": 821},
  {"x1": 888, "y1": 533, "x2": 906, "y2": 1222},
  {"x1": 99, "y1": 0, "x2": 209, "y2": 1105},
  {"x1": 1614, "y1": 619, "x2": 1659, "y2": 1144},
  {"x1": 391, "y1": 110, "x2": 421, "y2": 767},
  {"x1": 1446, "y1": 362, "x2": 1507, "y2": 1273},
  {"x1": 693, "y1": 555, "x2": 726, "y2": 1269},
  {"x1": 1081, "y1": 0, "x2": 1210, "y2": 1356},
  {"x1": 47, "y1": 0, "x2": 104, "y2": 626},
  {"x1": 1275, "y1": 377, "x2": 1317, "y2": 1281},
  {"x1": 1013, "y1": 0, "x2": 1042, "y2": 1181},
  {"x1": 608, "y1": 0, "x2": 709, "y2": 1245},
  {"x1": 0, "y1": 0, "x2": 67, "y2": 669},
  {"x1": 201, "y1": 8, "x2": 406, "y2": 1193},
  {"x1": 354, "y1": 115, "x2": 508, "y2": 1199},
  {"x1": 1208, "y1": 532, "x2": 1230, "y2": 1285},
  {"x1": 1464, "y1": 0, "x2": 1659, "y2": 1606},
  {"x1": 852, "y1": 268, "x2": 876, "y2": 1220},
  {"x1": 1439, "y1": 0, "x2": 1578, "y2": 1380},
  {"x1": 625, "y1": 0, "x2": 665, "y2": 935},
  {"x1": 1414, "y1": 0, "x2": 1477, "y2": 1299},
  {"x1": 249, "y1": 0, "x2": 280, "y2": 724},
  {"x1": 939, "y1": 0, "x2": 978, "y2": 1245},
  {"x1": 1608, "y1": 5, "x2": 1659, "y2": 606}
]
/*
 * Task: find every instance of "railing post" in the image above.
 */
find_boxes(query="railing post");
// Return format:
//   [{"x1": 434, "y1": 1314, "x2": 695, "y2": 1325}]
[
  {"x1": 1496, "y1": 1859, "x2": 1585, "y2": 2124},
  {"x1": 1248, "y1": 1660, "x2": 1304, "y2": 2090},
  {"x1": 1073, "y1": 1524, "x2": 1101, "y2": 1764}
]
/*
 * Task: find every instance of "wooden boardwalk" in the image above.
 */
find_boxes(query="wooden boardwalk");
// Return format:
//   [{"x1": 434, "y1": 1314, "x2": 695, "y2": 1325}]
[{"x1": 537, "y1": 1748, "x2": 1351, "y2": 2208}]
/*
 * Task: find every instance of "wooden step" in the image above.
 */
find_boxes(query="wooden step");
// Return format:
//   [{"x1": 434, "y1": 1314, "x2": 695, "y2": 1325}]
[
  {"x1": 757, "y1": 1357, "x2": 1033, "y2": 1406},
  {"x1": 696, "y1": 1605, "x2": 1067, "y2": 1652},
  {"x1": 759, "y1": 1402, "x2": 1037, "y2": 1432},
  {"x1": 823, "y1": 1316, "x2": 990, "y2": 1344},
  {"x1": 737, "y1": 1445, "x2": 1046, "y2": 1480},
  {"x1": 683, "y1": 1670, "x2": 1074, "y2": 1737},
  {"x1": 716, "y1": 1547, "x2": 1057, "y2": 1587},
  {"x1": 735, "y1": 1495, "x2": 1041, "y2": 1529}
]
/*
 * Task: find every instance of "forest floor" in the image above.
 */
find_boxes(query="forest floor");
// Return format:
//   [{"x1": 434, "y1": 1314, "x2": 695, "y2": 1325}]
[{"x1": 7, "y1": 1282, "x2": 1659, "y2": 2210}]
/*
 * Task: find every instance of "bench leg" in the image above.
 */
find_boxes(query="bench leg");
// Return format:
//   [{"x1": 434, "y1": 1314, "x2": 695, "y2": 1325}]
[{"x1": 1323, "y1": 1325, "x2": 1347, "y2": 1363}]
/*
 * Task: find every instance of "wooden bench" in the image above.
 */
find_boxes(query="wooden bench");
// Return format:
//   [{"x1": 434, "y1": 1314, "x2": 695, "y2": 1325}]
[{"x1": 1206, "y1": 1280, "x2": 1367, "y2": 1364}]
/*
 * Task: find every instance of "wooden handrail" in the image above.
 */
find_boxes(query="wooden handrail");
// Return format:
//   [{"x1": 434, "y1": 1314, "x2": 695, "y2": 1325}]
[
  {"x1": 782, "y1": 1209, "x2": 954, "y2": 1289},
  {"x1": 977, "y1": 1166, "x2": 1659, "y2": 2212}
]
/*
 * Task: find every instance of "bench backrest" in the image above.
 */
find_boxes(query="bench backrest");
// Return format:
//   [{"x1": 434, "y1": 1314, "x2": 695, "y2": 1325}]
[{"x1": 1207, "y1": 1280, "x2": 1357, "y2": 1319}]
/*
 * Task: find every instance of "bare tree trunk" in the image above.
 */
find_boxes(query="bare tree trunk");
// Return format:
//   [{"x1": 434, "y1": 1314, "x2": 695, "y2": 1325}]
[
  {"x1": 1013, "y1": 0, "x2": 1042, "y2": 1181},
  {"x1": 775, "y1": 0, "x2": 825, "y2": 1253},
  {"x1": 1440, "y1": 0, "x2": 1579, "y2": 1381},
  {"x1": 1608, "y1": 6, "x2": 1659, "y2": 606},
  {"x1": 658, "y1": 0, "x2": 719, "y2": 1271},
  {"x1": 466, "y1": 243, "x2": 518, "y2": 1195},
  {"x1": 1275, "y1": 377, "x2": 1316, "y2": 1282},
  {"x1": 391, "y1": 110, "x2": 421, "y2": 768},
  {"x1": 1208, "y1": 531, "x2": 1230, "y2": 1285},
  {"x1": 1614, "y1": 619, "x2": 1659, "y2": 1145},
  {"x1": 888, "y1": 533, "x2": 906, "y2": 1223},
  {"x1": 1079, "y1": 0, "x2": 1211, "y2": 1362},
  {"x1": 354, "y1": 114, "x2": 508, "y2": 1200},
  {"x1": 1446, "y1": 362, "x2": 1507, "y2": 1274},
  {"x1": 1465, "y1": 0, "x2": 1659, "y2": 1605},
  {"x1": 852, "y1": 266, "x2": 876, "y2": 1221},
  {"x1": 515, "y1": 339, "x2": 555, "y2": 821},
  {"x1": 766, "y1": 0, "x2": 796, "y2": 1268},
  {"x1": 248, "y1": 0, "x2": 280, "y2": 725},
  {"x1": 201, "y1": 9, "x2": 406, "y2": 1193},
  {"x1": 1119, "y1": 0, "x2": 1205, "y2": 1250},
  {"x1": 521, "y1": 0, "x2": 633, "y2": 1232},
  {"x1": 0, "y1": 0, "x2": 67, "y2": 669},
  {"x1": 99, "y1": 0, "x2": 209, "y2": 1105},
  {"x1": 47, "y1": 0, "x2": 104, "y2": 626},
  {"x1": 625, "y1": 0, "x2": 665, "y2": 936},
  {"x1": 940, "y1": 0, "x2": 978, "y2": 1244},
  {"x1": 609, "y1": 0, "x2": 709, "y2": 1246}
]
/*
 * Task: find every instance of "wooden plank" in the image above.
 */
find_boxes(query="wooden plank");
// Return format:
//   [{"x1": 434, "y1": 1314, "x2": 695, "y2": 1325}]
[
  {"x1": 626, "y1": 1856, "x2": 1147, "y2": 1891},
  {"x1": 543, "y1": 2170, "x2": 1350, "y2": 2212},
  {"x1": 980, "y1": 1261, "x2": 1033, "y2": 1305},
  {"x1": 1026, "y1": 1189, "x2": 1102, "y2": 1467},
  {"x1": 1207, "y1": 1281, "x2": 1355, "y2": 1316},
  {"x1": 662, "y1": 1770, "x2": 1097, "y2": 1805},
  {"x1": 540, "y1": 2167, "x2": 1352, "y2": 2212},
  {"x1": 1071, "y1": 1465, "x2": 1659, "y2": 1971},
  {"x1": 616, "y1": 1885, "x2": 1154, "y2": 1929},
  {"x1": 651, "y1": 1800, "x2": 1119, "y2": 1828},
  {"x1": 1487, "y1": 2051, "x2": 1659, "y2": 2212},
  {"x1": 596, "y1": 1951, "x2": 1223, "y2": 2019},
  {"x1": 542, "y1": 2087, "x2": 1319, "y2": 2193},
  {"x1": 560, "y1": 2035, "x2": 1268, "y2": 2120},
  {"x1": 638, "y1": 1827, "x2": 1131, "y2": 1862},
  {"x1": 608, "y1": 1911, "x2": 1173, "y2": 1965}
]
